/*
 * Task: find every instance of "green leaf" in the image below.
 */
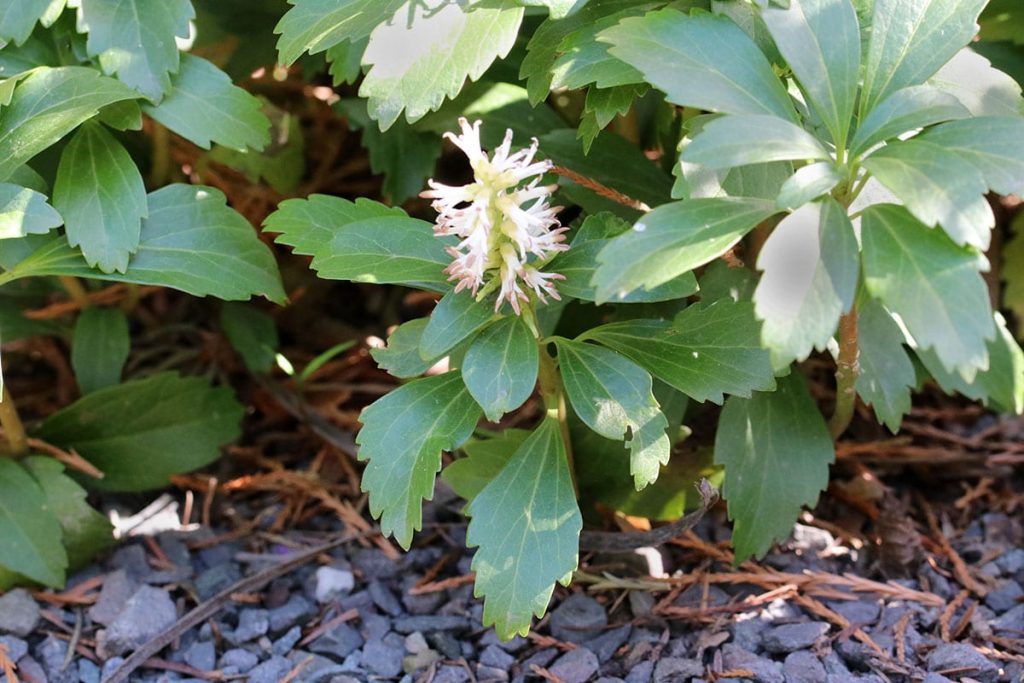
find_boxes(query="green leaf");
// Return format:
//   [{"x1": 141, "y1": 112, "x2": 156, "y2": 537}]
[
  {"x1": 577, "y1": 84, "x2": 646, "y2": 152},
  {"x1": 71, "y1": 306, "x2": 130, "y2": 394},
  {"x1": 359, "y1": 1, "x2": 524, "y2": 129},
  {"x1": 0, "y1": 0, "x2": 61, "y2": 45},
  {"x1": 860, "y1": 0, "x2": 988, "y2": 114},
  {"x1": 860, "y1": 203, "x2": 994, "y2": 380},
  {"x1": 592, "y1": 198, "x2": 777, "y2": 303},
  {"x1": 143, "y1": 54, "x2": 270, "y2": 152},
  {"x1": 370, "y1": 319, "x2": 438, "y2": 379},
  {"x1": 715, "y1": 373, "x2": 834, "y2": 560},
  {"x1": 754, "y1": 199, "x2": 859, "y2": 367},
  {"x1": 52, "y1": 122, "x2": 147, "y2": 273},
  {"x1": 683, "y1": 114, "x2": 829, "y2": 170},
  {"x1": 207, "y1": 105, "x2": 305, "y2": 194},
  {"x1": 265, "y1": 194, "x2": 408, "y2": 257},
  {"x1": 442, "y1": 428, "x2": 530, "y2": 503},
  {"x1": 420, "y1": 292, "x2": 496, "y2": 360},
  {"x1": 586, "y1": 299, "x2": 776, "y2": 404},
  {"x1": 548, "y1": 213, "x2": 698, "y2": 303},
  {"x1": 274, "y1": 0, "x2": 406, "y2": 65},
  {"x1": 863, "y1": 139, "x2": 994, "y2": 250},
  {"x1": 76, "y1": 0, "x2": 193, "y2": 100},
  {"x1": 855, "y1": 296, "x2": 916, "y2": 432},
  {"x1": 698, "y1": 261, "x2": 757, "y2": 304},
  {"x1": 357, "y1": 372, "x2": 481, "y2": 548},
  {"x1": 917, "y1": 116, "x2": 1024, "y2": 197},
  {"x1": 0, "y1": 182, "x2": 62, "y2": 239},
  {"x1": 548, "y1": 8, "x2": 646, "y2": 91},
  {"x1": 325, "y1": 38, "x2": 367, "y2": 86},
  {"x1": 21, "y1": 457, "x2": 114, "y2": 570},
  {"x1": 600, "y1": 9, "x2": 797, "y2": 121},
  {"x1": 518, "y1": 0, "x2": 589, "y2": 18},
  {"x1": 0, "y1": 66, "x2": 138, "y2": 182},
  {"x1": 849, "y1": 85, "x2": 970, "y2": 156},
  {"x1": 0, "y1": 459, "x2": 66, "y2": 587},
  {"x1": 462, "y1": 317, "x2": 538, "y2": 422},
  {"x1": 775, "y1": 162, "x2": 842, "y2": 210},
  {"x1": 556, "y1": 339, "x2": 669, "y2": 489},
  {"x1": 466, "y1": 418, "x2": 581, "y2": 638},
  {"x1": 1, "y1": 185, "x2": 286, "y2": 303},
  {"x1": 220, "y1": 303, "x2": 279, "y2": 374},
  {"x1": 929, "y1": 48, "x2": 1024, "y2": 117},
  {"x1": 36, "y1": 373, "x2": 243, "y2": 491},
  {"x1": 762, "y1": 0, "x2": 860, "y2": 147}
]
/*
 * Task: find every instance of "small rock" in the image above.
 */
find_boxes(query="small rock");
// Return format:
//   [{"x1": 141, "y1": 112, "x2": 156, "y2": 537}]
[
  {"x1": 360, "y1": 611, "x2": 391, "y2": 641},
  {"x1": 521, "y1": 647, "x2": 559, "y2": 672},
  {"x1": 15, "y1": 656, "x2": 47, "y2": 683},
  {"x1": 783, "y1": 651, "x2": 826, "y2": 683},
  {"x1": 268, "y1": 594, "x2": 316, "y2": 633},
  {"x1": 731, "y1": 615, "x2": 766, "y2": 652},
  {"x1": 434, "y1": 665, "x2": 471, "y2": 683},
  {"x1": 183, "y1": 639, "x2": 216, "y2": 671},
  {"x1": 629, "y1": 591, "x2": 656, "y2": 618},
  {"x1": 549, "y1": 594, "x2": 608, "y2": 643},
  {"x1": 310, "y1": 622, "x2": 364, "y2": 661},
  {"x1": 352, "y1": 548, "x2": 399, "y2": 580},
  {"x1": 108, "y1": 544, "x2": 153, "y2": 582},
  {"x1": 0, "y1": 636, "x2": 27, "y2": 662},
  {"x1": 427, "y1": 631, "x2": 462, "y2": 659},
  {"x1": 220, "y1": 648, "x2": 260, "y2": 672},
  {"x1": 925, "y1": 643, "x2": 998, "y2": 683},
  {"x1": 88, "y1": 570, "x2": 139, "y2": 627},
  {"x1": 625, "y1": 661, "x2": 655, "y2": 683},
  {"x1": 762, "y1": 623, "x2": 830, "y2": 654},
  {"x1": 921, "y1": 675, "x2": 953, "y2": 683},
  {"x1": 101, "y1": 657, "x2": 125, "y2": 681},
  {"x1": 230, "y1": 608, "x2": 269, "y2": 644},
  {"x1": 272, "y1": 625, "x2": 302, "y2": 656},
  {"x1": 247, "y1": 655, "x2": 293, "y2": 683},
  {"x1": 405, "y1": 648, "x2": 443, "y2": 673},
  {"x1": 315, "y1": 566, "x2": 355, "y2": 603},
  {"x1": 368, "y1": 581, "x2": 404, "y2": 616},
  {"x1": 596, "y1": 679, "x2": 626, "y2": 683},
  {"x1": 404, "y1": 631, "x2": 429, "y2": 654},
  {"x1": 35, "y1": 634, "x2": 76, "y2": 683},
  {"x1": 826, "y1": 601, "x2": 880, "y2": 627},
  {"x1": 194, "y1": 563, "x2": 242, "y2": 600},
  {"x1": 363, "y1": 637, "x2": 404, "y2": 677},
  {"x1": 984, "y1": 580, "x2": 1023, "y2": 614},
  {"x1": 653, "y1": 657, "x2": 703, "y2": 682},
  {"x1": 78, "y1": 657, "x2": 101, "y2": 683},
  {"x1": 997, "y1": 549, "x2": 1024, "y2": 576},
  {"x1": 791, "y1": 524, "x2": 835, "y2": 554},
  {"x1": 721, "y1": 643, "x2": 784, "y2": 683},
  {"x1": 675, "y1": 585, "x2": 730, "y2": 609},
  {"x1": 402, "y1": 584, "x2": 445, "y2": 615},
  {"x1": 0, "y1": 589, "x2": 39, "y2": 637},
  {"x1": 550, "y1": 647, "x2": 600, "y2": 683},
  {"x1": 481, "y1": 644, "x2": 515, "y2": 669},
  {"x1": 478, "y1": 664, "x2": 510, "y2": 682},
  {"x1": 589, "y1": 624, "x2": 632, "y2": 663},
  {"x1": 993, "y1": 603, "x2": 1024, "y2": 633},
  {"x1": 103, "y1": 585, "x2": 177, "y2": 657},
  {"x1": 392, "y1": 615, "x2": 470, "y2": 634}
]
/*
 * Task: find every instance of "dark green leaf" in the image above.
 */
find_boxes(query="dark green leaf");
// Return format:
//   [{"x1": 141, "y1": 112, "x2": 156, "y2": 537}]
[
  {"x1": 207, "y1": 105, "x2": 305, "y2": 194},
  {"x1": 325, "y1": 38, "x2": 367, "y2": 85},
  {"x1": 220, "y1": 303, "x2": 279, "y2": 374},
  {"x1": 698, "y1": 261, "x2": 757, "y2": 304},
  {"x1": 850, "y1": 85, "x2": 970, "y2": 157},
  {"x1": 420, "y1": 292, "x2": 496, "y2": 360},
  {"x1": 715, "y1": 373, "x2": 834, "y2": 560},
  {"x1": 0, "y1": 0, "x2": 60, "y2": 45},
  {"x1": 775, "y1": 162, "x2": 842, "y2": 209},
  {"x1": 72, "y1": 307, "x2": 130, "y2": 394},
  {"x1": 274, "y1": 0, "x2": 406, "y2": 65},
  {"x1": 0, "y1": 182, "x2": 62, "y2": 239},
  {"x1": 577, "y1": 84, "x2": 646, "y2": 152},
  {"x1": 357, "y1": 372, "x2": 481, "y2": 548},
  {"x1": 466, "y1": 418, "x2": 581, "y2": 638},
  {"x1": 683, "y1": 114, "x2": 829, "y2": 169},
  {"x1": 370, "y1": 319, "x2": 438, "y2": 379},
  {"x1": 462, "y1": 317, "x2": 538, "y2": 422},
  {"x1": 855, "y1": 296, "x2": 916, "y2": 432},
  {"x1": 265, "y1": 194, "x2": 409, "y2": 257},
  {"x1": 442, "y1": 428, "x2": 530, "y2": 503},
  {"x1": 0, "y1": 458, "x2": 66, "y2": 587}
]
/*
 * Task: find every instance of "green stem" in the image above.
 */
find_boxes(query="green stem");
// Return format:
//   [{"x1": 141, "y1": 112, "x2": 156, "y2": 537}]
[
  {"x1": 536, "y1": 328, "x2": 577, "y2": 496},
  {"x1": 828, "y1": 307, "x2": 859, "y2": 439},
  {"x1": 149, "y1": 123, "x2": 171, "y2": 187},
  {"x1": 59, "y1": 276, "x2": 90, "y2": 308},
  {"x1": 0, "y1": 387, "x2": 29, "y2": 456}
]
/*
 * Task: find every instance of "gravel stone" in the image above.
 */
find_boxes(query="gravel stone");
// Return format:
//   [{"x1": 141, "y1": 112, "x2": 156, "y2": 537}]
[
  {"x1": 404, "y1": 631, "x2": 429, "y2": 654},
  {"x1": 993, "y1": 603, "x2": 1024, "y2": 633},
  {"x1": 402, "y1": 582, "x2": 446, "y2": 614},
  {"x1": 478, "y1": 664, "x2": 510, "y2": 682},
  {"x1": 826, "y1": 601, "x2": 880, "y2": 627},
  {"x1": 103, "y1": 585, "x2": 177, "y2": 657},
  {"x1": 315, "y1": 566, "x2": 356, "y2": 603},
  {"x1": 731, "y1": 615, "x2": 766, "y2": 652},
  {"x1": 481, "y1": 643, "x2": 515, "y2": 669},
  {"x1": 549, "y1": 594, "x2": 608, "y2": 643},
  {"x1": 997, "y1": 549, "x2": 1024, "y2": 575},
  {"x1": 921, "y1": 675, "x2": 953, "y2": 683},
  {"x1": 183, "y1": 639, "x2": 216, "y2": 671},
  {"x1": 791, "y1": 524, "x2": 835, "y2": 553},
  {"x1": 522, "y1": 647, "x2": 559, "y2": 672},
  {"x1": 369, "y1": 580, "x2": 404, "y2": 616},
  {"x1": 194, "y1": 563, "x2": 242, "y2": 600},
  {"x1": 310, "y1": 622, "x2": 364, "y2": 660},
  {"x1": 721, "y1": 644, "x2": 784, "y2": 683},
  {"x1": 762, "y1": 623, "x2": 830, "y2": 654},
  {"x1": 101, "y1": 657, "x2": 125, "y2": 681},
  {"x1": 0, "y1": 589, "x2": 40, "y2": 637},
  {"x1": 363, "y1": 637, "x2": 404, "y2": 677},
  {"x1": 984, "y1": 580, "x2": 1023, "y2": 613},
  {"x1": 393, "y1": 615, "x2": 471, "y2": 633},
  {"x1": 675, "y1": 585, "x2": 730, "y2": 609},
  {"x1": 596, "y1": 679, "x2": 626, "y2": 683},
  {"x1": 590, "y1": 624, "x2": 632, "y2": 663},
  {"x1": 15, "y1": 656, "x2": 47, "y2": 683},
  {"x1": 352, "y1": 548, "x2": 399, "y2": 580},
  {"x1": 624, "y1": 660, "x2": 655, "y2": 683},
  {"x1": 434, "y1": 665, "x2": 472, "y2": 683},
  {"x1": 220, "y1": 648, "x2": 259, "y2": 672},
  {"x1": 272, "y1": 625, "x2": 302, "y2": 656},
  {"x1": 653, "y1": 657, "x2": 703, "y2": 682},
  {"x1": 926, "y1": 643, "x2": 998, "y2": 682},
  {"x1": 428, "y1": 630, "x2": 463, "y2": 659},
  {"x1": 783, "y1": 651, "x2": 827, "y2": 683},
  {"x1": 0, "y1": 636, "x2": 27, "y2": 662},
  {"x1": 88, "y1": 570, "x2": 139, "y2": 627},
  {"x1": 268, "y1": 594, "x2": 315, "y2": 632},
  {"x1": 230, "y1": 608, "x2": 269, "y2": 644},
  {"x1": 35, "y1": 634, "x2": 76, "y2": 683},
  {"x1": 550, "y1": 647, "x2": 600, "y2": 683},
  {"x1": 78, "y1": 657, "x2": 101, "y2": 683},
  {"x1": 247, "y1": 655, "x2": 293, "y2": 683}
]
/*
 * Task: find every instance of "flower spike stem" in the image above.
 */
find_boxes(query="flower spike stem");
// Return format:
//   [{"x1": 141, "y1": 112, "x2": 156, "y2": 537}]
[
  {"x1": 0, "y1": 387, "x2": 29, "y2": 457},
  {"x1": 828, "y1": 307, "x2": 860, "y2": 439},
  {"x1": 549, "y1": 164, "x2": 651, "y2": 213},
  {"x1": 536, "y1": 328, "x2": 578, "y2": 497}
]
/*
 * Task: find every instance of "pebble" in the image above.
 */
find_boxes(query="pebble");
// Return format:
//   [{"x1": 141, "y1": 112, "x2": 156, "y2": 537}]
[
  {"x1": 589, "y1": 624, "x2": 632, "y2": 662},
  {"x1": 0, "y1": 636, "x2": 27, "y2": 662},
  {"x1": 309, "y1": 622, "x2": 364, "y2": 660},
  {"x1": 625, "y1": 661, "x2": 655, "y2": 683},
  {"x1": 826, "y1": 600, "x2": 880, "y2": 627},
  {"x1": 762, "y1": 622, "x2": 830, "y2": 654},
  {"x1": 993, "y1": 603, "x2": 1024, "y2": 632},
  {"x1": 926, "y1": 643, "x2": 998, "y2": 683},
  {"x1": 88, "y1": 570, "x2": 139, "y2": 626},
  {"x1": 783, "y1": 651, "x2": 827, "y2": 683},
  {"x1": 194, "y1": 563, "x2": 241, "y2": 600},
  {"x1": 272, "y1": 625, "x2": 302, "y2": 656},
  {"x1": 997, "y1": 548, "x2": 1024, "y2": 575},
  {"x1": 78, "y1": 657, "x2": 101, "y2": 683},
  {"x1": 315, "y1": 566, "x2": 355, "y2": 603},
  {"x1": 434, "y1": 664, "x2": 472, "y2": 683},
  {"x1": 983, "y1": 580, "x2": 1023, "y2": 613},
  {"x1": 393, "y1": 615, "x2": 470, "y2": 633},
  {"x1": 220, "y1": 648, "x2": 260, "y2": 672},
  {"x1": 549, "y1": 594, "x2": 608, "y2": 643},
  {"x1": 0, "y1": 590, "x2": 40, "y2": 637},
  {"x1": 481, "y1": 643, "x2": 515, "y2": 669},
  {"x1": 36, "y1": 634, "x2": 76, "y2": 683},
  {"x1": 183, "y1": 639, "x2": 216, "y2": 671},
  {"x1": 368, "y1": 580, "x2": 404, "y2": 616},
  {"x1": 653, "y1": 657, "x2": 703, "y2": 682},
  {"x1": 352, "y1": 548, "x2": 399, "y2": 580},
  {"x1": 230, "y1": 608, "x2": 269, "y2": 644},
  {"x1": 247, "y1": 655, "x2": 293, "y2": 683},
  {"x1": 731, "y1": 615, "x2": 766, "y2": 652},
  {"x1": 550, "y1": 647, "x2": 600, "y2": 683},
  {"x1": 362, "y1": 637, "x2": 404, "y2": 677},
  {"x1": 722, "y1": 643, "x2": 784, "y2": 683},
  {"x1": 268, "y1": 594, "x2": 315, "y2": 632},
  {"x1": 103, "y1": 585, "x2": 177, "y2": 656}
]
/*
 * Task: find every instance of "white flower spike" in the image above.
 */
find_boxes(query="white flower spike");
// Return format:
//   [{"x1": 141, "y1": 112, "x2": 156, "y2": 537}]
[{"x1": 422, "y1": 118, "x2": 567, "y2": 315}]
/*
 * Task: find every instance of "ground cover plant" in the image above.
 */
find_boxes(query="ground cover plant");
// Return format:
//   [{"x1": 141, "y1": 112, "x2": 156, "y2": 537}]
[{"x1": 0, "y1": 0, "x2": 1022, "y2": 648}]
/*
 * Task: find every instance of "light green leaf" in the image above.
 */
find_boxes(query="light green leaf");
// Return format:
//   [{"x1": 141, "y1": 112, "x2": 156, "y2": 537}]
[
  {"x1": 855, "y1": 296, "x2": 916, "y2": 432},
  {"x1": 76, "y1": 0, "x2": 193, "y2": 100},
  {"x1": 0, "y1": 182, "x2": 61, "y2": 239},
  {"x1": 585, "y1": 299, "x2": 776, "y2": 404},
  {"x1": 357, "y1": 372, "x2": 481, "y2": 548},
  {"x1": 462, "y1": 317, "x2": 538, "y2": 422},
  {"x1": 754, "y1": 199, "x2": 859, "y2": 367},
  {"x1": 863, "y1": 139, "x2": 994, "y2": 250},
  {"x1": 929, "y1": 48, "x2": 1024, "y2": 117},
  {"x1": 466, "y1": 418, "x2": 581, "y2": 638},
  {"x1": 72, "y1": 306, "x2": 130, "y2": 394},
  {"x1": 265, "y1": 194, "x2": 408, "y2": 257},
  {"x1": 860, "y1": 0, "x2": 988, "y2": 114},
  {"x1": 762, "y1": 0, "x2": 860, "y2": 148},
  {"x1": 0, "y1": 66, "x2": 138, "y2": 182},
  {"x1": 370, "y1": 318, "x2": 438, "y2": 379},
  {"x1": 776, "y1": 162, "x2": 842, "y2": 210},
  {"x1": 0, "y1": 185, "x2": 286, "y2": 303},
  {"x1": 548, "y1": 213, "x2": 698, "y2": 303},
  {"x1": 850, "y1": 85, "x2": 970, "y2": 156},
  {"x1": 420, "y1": 292, "x2": 496, "y2": 360},
  {"x1": 600, "y1": 9, "x2": 797, "y2": 121},
  {"x1": 518, "y1": 0, "x2": 589, "y2": 18},
  {"x1": 442, "y1": 428, "x2": 531, "y2": 503},
  {"x1": 36, "y1": 373, "x2": 243, "y2": 492},
  {"x1": 274, "y1": 0, "x2": 406, "y2": 65},
  {"x1": 548, "y1": 8, "x2": 645, "y2": 91},
  {"x1": 220, "y1": 303, "x2": 279, "y2": 375},
  {"x1": 917, "y1": 116, "x2": 1024, "y2": 197},
  {"x1": 860, "y1": 203, "x2": 994, "y2": 380},
  {"x1": 0, "y1": 0, "x2": 62, "y2": 45},
  {"x1": 577, "y1": 84, "x2": 646, "y2": 152},
  {"x1": 556, "y1": 339, "x2": 669, "y2": 489},
  {"x1": 592, "y1": 198, "x2": 777, "y2": 303},
  {"x1": 52, "y1": 122, "x2": 147, "y2": 273},
  {"x1": 715, "y1": 373, "x2": 834, "y2": 560},
  {"x1": 143, "y1": 54, "x2": 270, "y2": 152},
  {"x1": 207, "y1": 105, "x2": 305, "y2": 194},
  {"x1": 0, "y1": 459, "x2": 67, "y2": 587},
  {"x1": 325, "y1": 38, "x2": 367, "y2": 86},
  {"x1": 683, "y1": 114, "x2": 829, "y2": 170},
  {"x1": 359, "y1": 1, "x2": 524, "y2": 129}
]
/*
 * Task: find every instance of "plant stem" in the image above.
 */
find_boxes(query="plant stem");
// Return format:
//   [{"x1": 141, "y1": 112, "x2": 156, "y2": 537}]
[
  {"x1": 59, "y1": 276, "x2": 90, "y2": 308},
  {"x1": 149, "y1": 122, "x2": 171, "y2": 187},
  {"x1": 828, "y1": 307, "x2": 860, "y2": 439},
  {"x1": 537, "y1": 340, "x2": 578, "y2": 496},
  {"x1": 0, "y1": 387, "x2": 29, "y2": 456}
]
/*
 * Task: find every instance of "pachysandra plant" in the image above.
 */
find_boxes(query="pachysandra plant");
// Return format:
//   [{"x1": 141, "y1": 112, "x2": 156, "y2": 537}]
[{"x1": 268, "y1": 0, "x2": 1024, "y2": 639}]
